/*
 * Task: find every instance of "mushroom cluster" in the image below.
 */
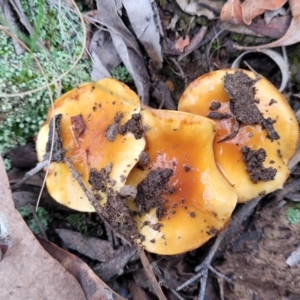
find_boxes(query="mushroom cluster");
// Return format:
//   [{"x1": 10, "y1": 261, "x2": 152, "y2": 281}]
[{"x1": 36, "y1": 69, "x2": 298, "y2": 255}]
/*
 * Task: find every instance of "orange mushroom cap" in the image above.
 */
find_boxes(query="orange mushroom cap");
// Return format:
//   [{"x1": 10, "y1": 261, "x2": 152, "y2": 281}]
[
  {"x1": 126, "y1": 109, "x2": 237, "y2": 255},
  {"x1": 178, "y1": 69, "x2": 299, "y2": 202},
  {"x1": 36, "y1": 78, "x2": 145, "y2": 211}
]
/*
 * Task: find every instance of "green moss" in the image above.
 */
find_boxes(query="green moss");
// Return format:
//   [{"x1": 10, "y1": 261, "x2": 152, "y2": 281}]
[
  {"x1": 232, "y1": 33, "x2": 243, "y2": 42},
  {"x1": 18, "y1": 206, "x2": 52, "y2": 235},
  {"x1": 111, "y1": 65, "x2": 133, "y2": 83},
  {"x1": 0, "y1": 0, "x2": 92, "y2": 166},
  {"x1": 286, "y1": 204, "x2": 300, "y2": 224},
  {"x1": 66, "y1": 213, "x2": 90, "y2": 235}
]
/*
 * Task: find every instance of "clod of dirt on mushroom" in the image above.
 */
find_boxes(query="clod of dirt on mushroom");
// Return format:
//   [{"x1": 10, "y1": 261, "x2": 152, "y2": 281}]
[{"x1": 178, "y1": 69, "x2": 299, "y2": 203}]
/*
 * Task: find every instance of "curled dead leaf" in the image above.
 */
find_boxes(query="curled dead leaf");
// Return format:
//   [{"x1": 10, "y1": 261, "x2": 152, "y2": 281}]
[
  {"x1": 234, "y1": 17, "x2": 300, "y2": 49},
  {"x1": 242, "y1": 0, "x2": 287, "y2": 25},
  {"x1": 231, "y1": 49, "x2": 289, "y2": 92},
  {"x1": 220, "y1": 0, "x2": 244, "y2": 25},
  {"x1": 174, "y1": 36, "x2": 190, "y2": 53},
  {"x1": 289, "y1": 0, "x2": 300, "y2": 21}
]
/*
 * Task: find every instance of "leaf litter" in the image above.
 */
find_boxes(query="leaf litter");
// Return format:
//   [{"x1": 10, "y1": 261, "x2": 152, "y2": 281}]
[{"x1": 5, "y1": 1, "x2": 299, "y2": 299}]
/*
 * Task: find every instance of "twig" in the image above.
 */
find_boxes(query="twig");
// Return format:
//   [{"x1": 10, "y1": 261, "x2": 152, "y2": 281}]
[
  {"x1": 206, "y1": 27, "x2": 226, "y2": 72},
  {"x1": 176, "y1": 197, "x2": 262, "y2": 300},
  {"x1": 138, "y1": 248, "x2": 167, "y2": 300},
  {"x1": 12, "y1": 160, "x2": 49, "y2": 190},
  {"x1": 64, "y1": 157, "x2": 130, "y2": 245},
  {"x1": 178, "y1": 26, "x2": 208, "y2": 61},
  {"x1": 28, "y1": 204, "x2": 48, "y2": 240},
  {"x1": 170, "y1": 289, "x2": 186, "y2": 300}
]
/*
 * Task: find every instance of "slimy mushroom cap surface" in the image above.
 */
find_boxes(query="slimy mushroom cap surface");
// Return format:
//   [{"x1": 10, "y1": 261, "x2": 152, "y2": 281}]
[
  {"x1": 126, "y1": 109, "x2": 237, "y2": 255},
  {"x1": 178, "y1": 69, "x2": 299, "y2": 202}
]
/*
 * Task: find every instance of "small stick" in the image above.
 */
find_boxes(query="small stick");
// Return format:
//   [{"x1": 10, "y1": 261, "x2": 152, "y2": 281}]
[
  {"x1": 28, "y1": 204, "x2": 48, "y2": 240},
  {"x1": 138, "y1": 248, "x2": 167, "y2": 300},
  {"x1": 12, "y1": 160, "x2": 49, "y2": 190},
  {"x1": 176, "y1": 197, "x2": 262, "y2": 300}
]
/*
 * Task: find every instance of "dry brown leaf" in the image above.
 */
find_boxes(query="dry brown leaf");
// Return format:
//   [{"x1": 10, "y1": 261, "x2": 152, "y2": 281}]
[
  {"x1": 176, "y1": 0, "x2": 223, "y2": 19},
  {"x1": 242, "y1": 0, "x2": 287, "y2": 25},
  {"x1": 128, "y1": 280, "x2": 152, "y2": 300},
  {"x1": 220, "y1": 0, "x2": 244, "y2": 25},
  {"x1": 289, "y1": 0, "x2": 300, "y2": 21},
  {"x1": 234, "y1": 17, "x2": 300, "y2": 49},
  {"x1": 165, "y1": 80, "x2": 175, "y2": 92},
  {"x1": 231, "y1": 49, "x2": 289, "y2": 92},
  {"x1": 174, "y1": 36, "x2": 190, "y2": 52},
  {"x1": 264, "y1": 6, "x2": 287, "y2": 24},
  {"x1": 94, "y1": 245, "x2": 137, "y2": 282},
  {"x1": 89, "y1": 30, "x2": 122, "y2": 80},
  {"x1": 0, "y1": 156, "x2": 86, "y2": 300},
  {"x1": 56, "y1": 229, "x2": 115, "y2": 261},
  {"x1": 122, "y1": 0, "x2": 163, "y2": 69},
  {"x1": 248, "y1": 15, "x2": 292, "y2": 39},
  {"x1": 38, "y1": 237, "x2": 126, "y2": 300},
  {"x1": 96, "y1": 0, "x2": 150, "y2": 104},
  {"x1": 178, "y1": 26, "x2": 208, "y2": 61}
]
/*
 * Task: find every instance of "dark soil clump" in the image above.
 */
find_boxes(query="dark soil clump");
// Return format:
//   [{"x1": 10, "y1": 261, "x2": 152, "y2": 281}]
[
  {"x1": 139, "y1": 151, "x2": 150, "y2": 165},
  {"x1": 104, "y1": 187, "x2": 142, "y2": 242},
  {"x1": 119, "y1": 113, "x2": 144, "y2": 139},
  {"x1": 105, "y1": 112, "x2": 123, "y2": 142},
  {"x1": 207, "y1": 111, "x2": 232, "y2": 120},
  {"x1": 89, "y1": 163, "x2": 116, "y2": 192},
  {"x1": 241, "y1": 146, "x2": 277, "y2": 183},
  {"x1": 224, "y1": 71, "x2": 262, "y2": 124},
  {"x1": 223, "y1": 71, "x2": 280, "y2": 140},
  {"x1": 89, "y1": 164, "x2": 141, "y2": 242},
  {"x1": 209, "y1": 101, "x2": 221, "y2": 110},
  {"x1": 135, "y1": 168, "x2": 173, "y2": 220}
]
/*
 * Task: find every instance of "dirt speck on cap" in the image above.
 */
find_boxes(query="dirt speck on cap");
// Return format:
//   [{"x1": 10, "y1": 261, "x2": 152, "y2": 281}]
[
  {"x1": 269, "y1": 99, "x2": 277, "y2": 106},
  {"x1": 209, "y1": 101, "x2": 221, "y2": 111},
  {"x1": 139, "y1": 151, "x2": 150, "y2": 165},
  {"x1": 241, "y1": 146, "x2": 277, "y2": 183},
  {"x1": 70, "y1": 114, "x2": 85, "y2": 138},
  {"x1": 134, "y1": 168, "x2": 173, "y2": 220},
  {"x1": 207, "y1": 111, "x2": 232, "y2": 120},
  {"x1": 105, "y1": 112, "x2": 123, "y2": 142},
  {"x1": 119, "y1": 113, "x2": 144, "y2": 139}
]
